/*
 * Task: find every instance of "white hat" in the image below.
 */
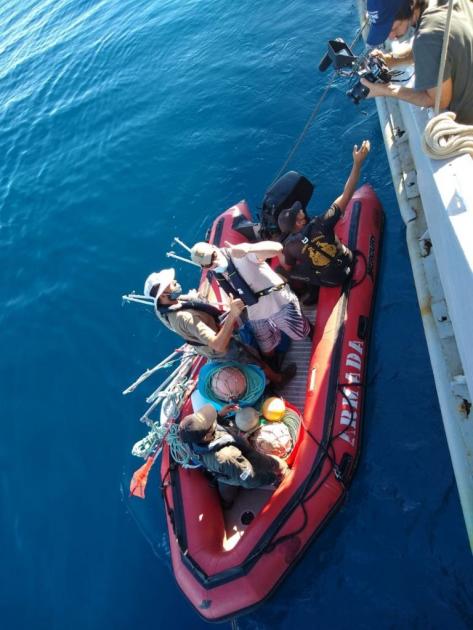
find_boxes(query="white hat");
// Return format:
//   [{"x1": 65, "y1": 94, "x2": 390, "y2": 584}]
[
  {"x1": 235, "y1": 407, "x2": 260, "y2": 433},
  {"x1": 191, "y1": 242, "x2": 215, "y2": 267},
  {"x1": 143, "y1": 268, "x2": 175, "y2": 300}
]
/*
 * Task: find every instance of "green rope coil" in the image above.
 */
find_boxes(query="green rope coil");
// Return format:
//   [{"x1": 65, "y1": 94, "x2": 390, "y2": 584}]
[
  {"x1": 198, "y1": 361, "x2": 266, "y2": 406},
  {"x1": 166, "y1": 424, "x2": 200, "y2": 468},
  {"x1": 281, "y1": 408, "x2": 302, "y2": 448}
]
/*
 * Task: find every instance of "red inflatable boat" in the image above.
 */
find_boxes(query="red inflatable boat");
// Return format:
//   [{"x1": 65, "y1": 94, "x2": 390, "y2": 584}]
[{"x1": 160, "y1": 184, "x2": 383, "y2": 621}]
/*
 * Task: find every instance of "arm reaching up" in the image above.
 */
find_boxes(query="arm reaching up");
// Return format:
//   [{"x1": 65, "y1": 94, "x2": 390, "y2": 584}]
[{"x1": 332, "y1": 140, "x2": 370, "y2": 212}]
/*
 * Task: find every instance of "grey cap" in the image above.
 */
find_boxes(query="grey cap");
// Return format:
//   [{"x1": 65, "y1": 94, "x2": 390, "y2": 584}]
[{"x1": 179, "y1": 404, "x2": 217, "y2": 444}]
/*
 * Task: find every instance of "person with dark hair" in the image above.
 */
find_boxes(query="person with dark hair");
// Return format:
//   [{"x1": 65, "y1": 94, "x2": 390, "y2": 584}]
[
  {"x1": 179, "y1": 404, "x2": 288, "y2": 506},
  {"x1": 364, "y1": 0, "x2": 473, "y2": 124},
  {"x1": 279, "y1": 140, "x2": 370, "y2": 289},
  {"x1": 277, "y1": 202, "x2": 309, "y2": 237}
]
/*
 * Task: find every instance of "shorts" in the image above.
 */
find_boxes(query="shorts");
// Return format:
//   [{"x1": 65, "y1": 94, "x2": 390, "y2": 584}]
[{"x1": 249, "y1": 295, "x2": 310, "y2": 354}]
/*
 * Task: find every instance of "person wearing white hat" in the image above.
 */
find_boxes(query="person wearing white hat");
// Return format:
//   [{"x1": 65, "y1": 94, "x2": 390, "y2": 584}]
[
  {"x1": 143, "y1": 268, "x2": 297, "y2": 386},
  {"x1": 190, "y1": 240, "x2": 311, "y2": 358},
  {"x1": 143, "y1": 267, "x2": 244, "y2": 359}
]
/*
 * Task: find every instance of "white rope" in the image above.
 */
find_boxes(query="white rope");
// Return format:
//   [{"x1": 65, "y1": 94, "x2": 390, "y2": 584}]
[{"x1": 422, "y1": 111, "x2": 473, "y2": 159}]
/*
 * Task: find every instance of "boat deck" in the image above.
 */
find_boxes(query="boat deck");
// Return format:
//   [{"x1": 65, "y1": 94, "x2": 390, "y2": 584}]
[{"x1": 223, "y1": 303, "x2": 316, "y2": 548}]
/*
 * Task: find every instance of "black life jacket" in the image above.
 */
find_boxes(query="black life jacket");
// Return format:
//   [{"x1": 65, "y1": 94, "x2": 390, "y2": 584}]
[
  {"x1": 189, "y1": 426, "x2": 238, "y2": 480},
  {"x1": 190, "y1": 426, "x2": 236, "y2": 456},
  {"x1": 211, "y1": 251, "x2": 286, "y2": 307},
  {"x1": 290, "y1": 220, "x2": 353, "y2": 287}
]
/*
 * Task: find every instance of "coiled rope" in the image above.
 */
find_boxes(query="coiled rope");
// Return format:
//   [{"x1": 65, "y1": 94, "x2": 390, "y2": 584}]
[
  {"x1": 280, "y1": 408, "x2": 302, "y2": 447},
  {"x1": 422, "y1": 112, "x2": 473, "y2": 160},
  {"x1": 166, "y1": 423, "x2": 200, "y2": 468},
  {"x1": 199, "y1": 362, "x2": 266, "y2": 406}
]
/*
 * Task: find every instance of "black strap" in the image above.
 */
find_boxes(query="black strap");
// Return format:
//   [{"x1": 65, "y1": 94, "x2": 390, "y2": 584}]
[
  {"x1": 254, "y1": 283, "x2": 287, "y2": 298},
  {"x1": 212, "y1": 255, "x2": 285, "y2": 306}
]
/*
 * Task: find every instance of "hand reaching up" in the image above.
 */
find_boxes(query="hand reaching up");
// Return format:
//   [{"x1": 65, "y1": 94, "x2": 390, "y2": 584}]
[{"x1": 353, "y1": 140, "x2": 371, "y2": 166}]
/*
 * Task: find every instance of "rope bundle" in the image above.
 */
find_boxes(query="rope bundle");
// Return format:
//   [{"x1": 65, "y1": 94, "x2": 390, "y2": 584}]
[
  {"x1": 166, "y1": 423, "x2": 200, "y2": 468},
  {"x1": 198, "y1": 361, "x2": 266, "y2": 407},
  {"x1": 422, "y1": 112, "x2": 473, "y2": 160},
  {"x1": 281, "y1": 408, "x2": 302, "y2": 447}
]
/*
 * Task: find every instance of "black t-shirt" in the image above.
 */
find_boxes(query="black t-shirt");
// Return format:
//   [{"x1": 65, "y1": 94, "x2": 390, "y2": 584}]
[{"x1": 283, "y1": 203, "x2": 348, "y2": 268}]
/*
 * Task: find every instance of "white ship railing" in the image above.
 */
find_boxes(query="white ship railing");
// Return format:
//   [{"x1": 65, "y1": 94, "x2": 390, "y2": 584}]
[{"x1": 357, "y1": 0, "x2": 473, "y2": 551}]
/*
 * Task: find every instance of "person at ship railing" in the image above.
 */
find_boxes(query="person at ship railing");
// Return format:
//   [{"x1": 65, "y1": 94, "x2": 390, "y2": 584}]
[
  {"x1": 362, "y1": 0, "x2": 473, "y2": 125},
  {"x1": 179, "y1": 403, "x2": 288, "y2": 508},
  {"x1": 143, "y1": 267, "x2": 296, "y2": 386},
  {"x1": 190, "y1": 239, "x2": 312, "y2": 364},
  {"x1": 278, "y1": 140, "x2": 371, "y2": 290}
]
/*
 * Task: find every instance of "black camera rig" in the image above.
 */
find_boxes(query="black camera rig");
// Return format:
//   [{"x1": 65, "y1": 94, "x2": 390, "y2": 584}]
[{"x1": 319, "y1": 38, "x2": 392, "y2": 104}]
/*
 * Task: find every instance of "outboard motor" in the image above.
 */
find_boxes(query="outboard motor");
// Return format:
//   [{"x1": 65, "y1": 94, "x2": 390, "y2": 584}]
[{"x1": 260, "y1": 171, "x2": 314, "y2": 240}]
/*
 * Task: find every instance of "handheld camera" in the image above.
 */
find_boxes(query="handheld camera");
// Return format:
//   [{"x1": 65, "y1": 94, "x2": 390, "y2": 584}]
[{"x1": 319, "y1": 38, "x2": 392, "y2": 104}]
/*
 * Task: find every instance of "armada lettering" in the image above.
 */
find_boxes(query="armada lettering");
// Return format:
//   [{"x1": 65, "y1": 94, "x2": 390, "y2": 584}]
[
  {"x1": 344, "y1": 372, "x2": 361, "y2": 384},
  {"x1": 338, "y1": 340, "x2": 364, "y2": 446},
  {"x1": 348, "y1": 340, "x2": 364, "y2": 354},
  {"x1": 340, "y1": 409, "x2": 357, "y2": 425},
  {"x1": 339, "y1": 431, "x2": 355, "y2": 446},
  {"x1": 346, "y1": 353, "x2": 362, "y2": 369}
]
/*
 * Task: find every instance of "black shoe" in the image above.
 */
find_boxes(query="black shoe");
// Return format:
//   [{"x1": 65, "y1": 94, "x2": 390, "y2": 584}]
[{"x1": 278, "y1": 362, "x2": 297, "y2": 387}]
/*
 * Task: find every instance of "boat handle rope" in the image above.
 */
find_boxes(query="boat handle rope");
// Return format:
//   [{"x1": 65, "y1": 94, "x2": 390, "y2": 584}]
[
  {"x1": 349, "y1": 249, "x2": 368, "y2": 288},
  {"x1": 258, "y1": 379, "x2": 362, "y2": 555}
]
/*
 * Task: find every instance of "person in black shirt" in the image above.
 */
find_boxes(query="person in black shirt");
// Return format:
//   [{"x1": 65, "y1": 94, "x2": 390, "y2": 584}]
[{"x1": 279, "y1": 140, "x2": 370, "y2": 289}]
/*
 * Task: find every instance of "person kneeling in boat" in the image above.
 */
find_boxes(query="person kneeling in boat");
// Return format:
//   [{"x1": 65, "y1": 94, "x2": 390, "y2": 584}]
[
  {"x1": 278, "y1": 140, "x2": 370, "y2": 289},
  {"x1": 179, "y1": 404, "x2": 288, "y2": 507},
  {"x1": 190, "y1": 239, "x2": 312, "y2": 362},
  {"x1": 143, "y1": 268, "x2": 293, "y2": 386}
]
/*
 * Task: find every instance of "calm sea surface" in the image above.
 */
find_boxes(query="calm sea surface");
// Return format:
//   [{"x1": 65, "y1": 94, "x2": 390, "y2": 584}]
[{"x1": 1, "y1": 1, "x2": 472, "y2": 628}]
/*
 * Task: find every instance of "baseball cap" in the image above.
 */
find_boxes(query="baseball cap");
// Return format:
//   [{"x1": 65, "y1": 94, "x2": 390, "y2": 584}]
[
  {"x1": 190, "y1": 242, "x2": 215, "y2": 267},
  {"x1": 179, "y1": 404, "x2": 218, "y2": 444},
  {"x1": 143, "y1": 268, "x2": 175, "y2": 300},
  {"x1": 366, "y1": 0, "x2": 410, "y2": 46}
]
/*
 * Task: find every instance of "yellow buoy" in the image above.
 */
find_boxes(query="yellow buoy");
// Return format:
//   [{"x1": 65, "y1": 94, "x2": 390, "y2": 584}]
[{"x1": 262, "y1": 396, "x2": 285, "y2": 422}]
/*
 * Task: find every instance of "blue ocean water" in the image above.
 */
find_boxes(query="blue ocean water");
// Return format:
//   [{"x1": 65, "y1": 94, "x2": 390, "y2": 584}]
[{"x1": 1, "y1": 0, "x2": 472, "y2": 628}]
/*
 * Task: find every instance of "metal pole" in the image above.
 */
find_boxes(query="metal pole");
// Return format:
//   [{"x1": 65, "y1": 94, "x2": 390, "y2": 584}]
[{"x1": 122, "y1": 348, "x2": 183, "y2": 395}]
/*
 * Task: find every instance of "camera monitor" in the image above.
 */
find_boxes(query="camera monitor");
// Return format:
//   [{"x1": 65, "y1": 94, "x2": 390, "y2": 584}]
[{"x1": 319, "y1": 38, "x2": 357, "y2": 72}]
